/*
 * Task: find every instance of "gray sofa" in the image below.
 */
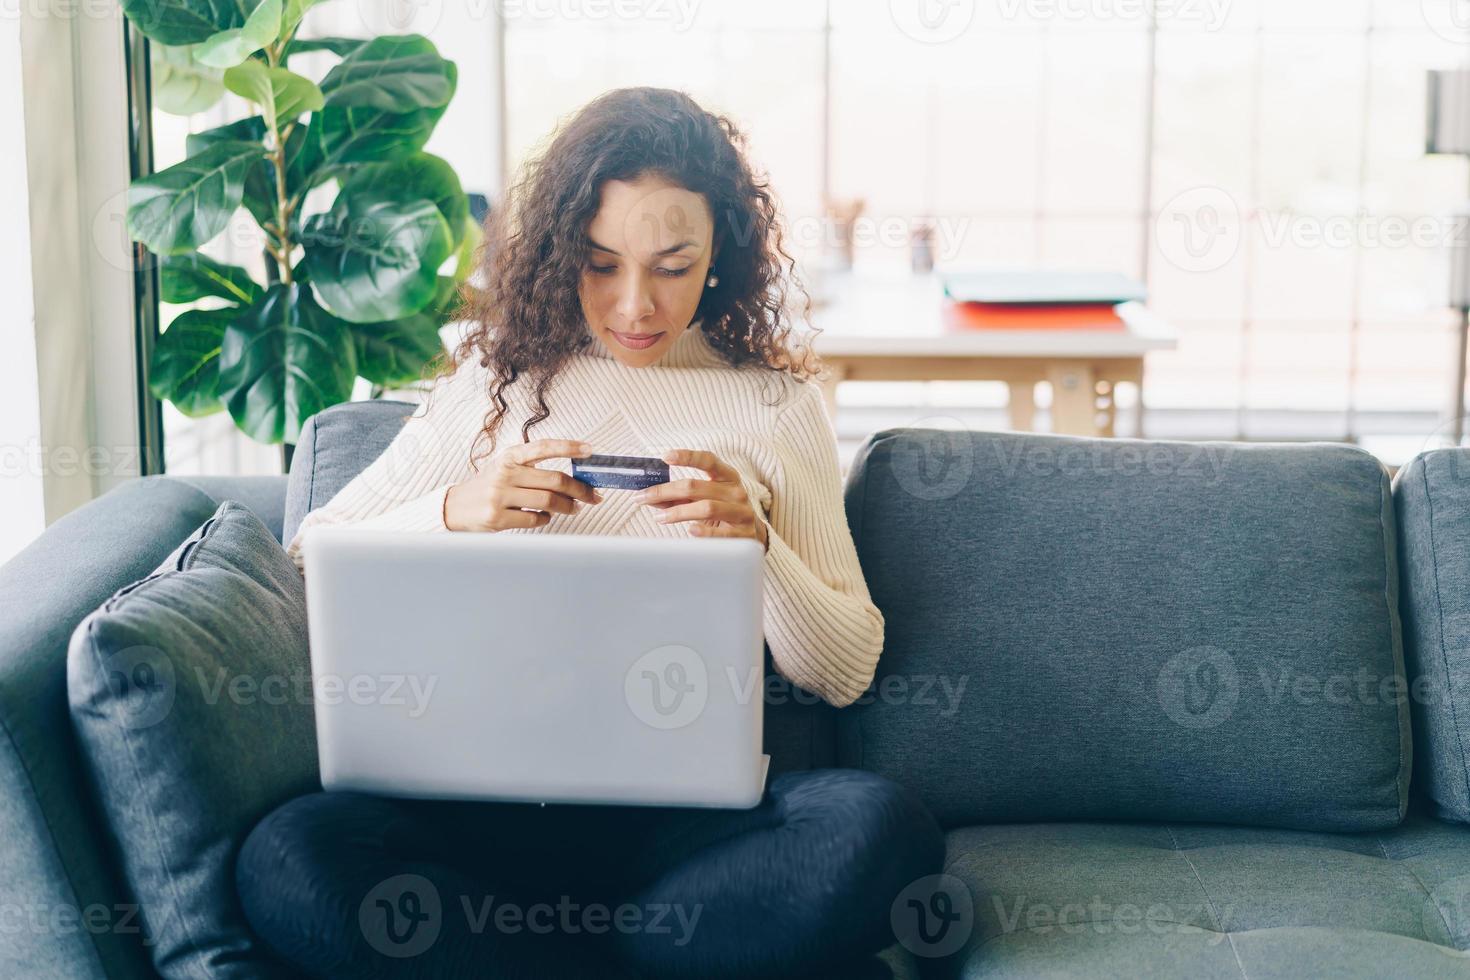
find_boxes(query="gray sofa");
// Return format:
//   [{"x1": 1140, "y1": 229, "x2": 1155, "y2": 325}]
[{"x1": 4, "y1": 399, "x2": 1470, "y2": 978}]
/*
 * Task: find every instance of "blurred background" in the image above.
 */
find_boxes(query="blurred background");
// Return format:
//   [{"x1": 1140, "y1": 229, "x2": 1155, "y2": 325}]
[{"x1": 8, "y1": 0, "x2": 1470, "y2": 564}]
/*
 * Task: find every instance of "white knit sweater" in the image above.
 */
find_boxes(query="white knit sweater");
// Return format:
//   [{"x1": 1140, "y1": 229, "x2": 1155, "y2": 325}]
[{"x1": 286, "y1": 324, "x2": 885, "y2": 707}]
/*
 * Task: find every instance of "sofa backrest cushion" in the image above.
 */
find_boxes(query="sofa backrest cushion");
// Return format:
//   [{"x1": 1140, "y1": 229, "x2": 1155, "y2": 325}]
[
  {"x1": 283, "y1": 399, "x2": 419, "y2": 546},
  {"x1": 1394, "y1": 449, "x2": 1470, "y2": 823},
  {"x1": 68, "y1": 501, "x2": 317, "y2": 978},
  {"x1": 840, "y1": 428, "x2": 1408, "y2": 832}
]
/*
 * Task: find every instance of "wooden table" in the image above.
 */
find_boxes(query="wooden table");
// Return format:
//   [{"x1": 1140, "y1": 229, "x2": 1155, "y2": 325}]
[{"x1": 800, "y1": 272, "x2": 1179, "y2": 438}]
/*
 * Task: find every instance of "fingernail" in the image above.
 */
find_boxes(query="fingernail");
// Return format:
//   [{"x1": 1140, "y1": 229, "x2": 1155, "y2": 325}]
[{"x1": 593, "y1": 491, "x2": 604, "y2": 503}]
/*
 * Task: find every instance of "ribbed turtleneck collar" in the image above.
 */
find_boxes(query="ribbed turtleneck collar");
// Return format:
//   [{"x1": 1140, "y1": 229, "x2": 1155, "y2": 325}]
[{"x1": 577, "y1": 321, "x2": 725, "y2": 369}]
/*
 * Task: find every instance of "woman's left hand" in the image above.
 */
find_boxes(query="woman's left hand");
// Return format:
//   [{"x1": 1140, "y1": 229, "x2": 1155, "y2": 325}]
[{"x1": 638, "y1": 449, "x2": 769, "y2": 551}]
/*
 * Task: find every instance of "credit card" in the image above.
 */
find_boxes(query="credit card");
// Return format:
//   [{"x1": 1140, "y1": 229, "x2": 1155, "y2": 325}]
[{"x1": 571, "y1": 453, "x2": 671, "y2": 491}]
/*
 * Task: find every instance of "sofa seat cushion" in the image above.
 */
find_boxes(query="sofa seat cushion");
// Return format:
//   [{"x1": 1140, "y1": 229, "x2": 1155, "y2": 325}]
[{"x1": 923, "y1": 813, "x2": 1470, "y2": 978}]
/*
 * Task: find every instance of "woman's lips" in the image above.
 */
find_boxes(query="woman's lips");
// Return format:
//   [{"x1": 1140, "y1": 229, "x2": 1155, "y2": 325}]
[{"x1": 611, "y1": 330, "x2": 664, "y2": 350}]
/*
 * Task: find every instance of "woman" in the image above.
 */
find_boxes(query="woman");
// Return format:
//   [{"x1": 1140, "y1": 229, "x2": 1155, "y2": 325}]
[{"x1": 239, "y1": 87, "x2": 944, "y2": 979}]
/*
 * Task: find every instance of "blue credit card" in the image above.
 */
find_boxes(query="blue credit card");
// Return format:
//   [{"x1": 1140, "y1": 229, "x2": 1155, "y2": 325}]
[{"x1": 572, "y1": 453, "x2": 670, "y2": 491}]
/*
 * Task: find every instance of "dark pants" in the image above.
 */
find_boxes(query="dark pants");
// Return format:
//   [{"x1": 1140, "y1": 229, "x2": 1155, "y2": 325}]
[{"x1": 236, "y1": 768, "x2": 944, "y2": 979}]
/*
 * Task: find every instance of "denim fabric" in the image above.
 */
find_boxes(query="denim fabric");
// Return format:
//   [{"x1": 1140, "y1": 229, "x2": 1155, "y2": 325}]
[
  {"x1": 1395, "y1": 449, "x2": 1470, "y2": 824},
  {"x1": 236, "y1": 769, "x2": 942, "y2": 979},
  {"x1": 67, "y1": 502, "x2": 319, "y2": 979},
  {"x1": 839, "y1": 429, "x2": 1409, "y2": 832}
]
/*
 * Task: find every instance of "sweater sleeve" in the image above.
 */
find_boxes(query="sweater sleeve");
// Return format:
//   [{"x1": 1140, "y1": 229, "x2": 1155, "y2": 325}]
[
  {"x1": 285, "y1": 360, "x2": 487, "y2": 574},
  {"x1": 757, "y1": 381, "x2": 885, "y2": 708}
]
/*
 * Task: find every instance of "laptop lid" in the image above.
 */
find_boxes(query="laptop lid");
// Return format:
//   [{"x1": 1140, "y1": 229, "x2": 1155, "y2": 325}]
[{"x1": 302, "y1": 529, "x2": 767, "y2": 808}]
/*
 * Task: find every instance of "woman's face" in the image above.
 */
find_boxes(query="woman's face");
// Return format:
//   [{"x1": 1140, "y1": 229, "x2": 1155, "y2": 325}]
[{"x1": 578, "y1": 175, "x2": 716, "y2": 368}]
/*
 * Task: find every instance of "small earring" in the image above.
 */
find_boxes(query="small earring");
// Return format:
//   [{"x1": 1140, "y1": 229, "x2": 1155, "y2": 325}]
[{"x1": 706, "y1": 272, "x2": 719, "y2": 288}]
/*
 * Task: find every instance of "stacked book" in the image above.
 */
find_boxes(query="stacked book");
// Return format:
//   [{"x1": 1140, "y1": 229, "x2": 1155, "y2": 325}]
[{"x1": 940, "y1": 271, "x2": 1147, "y2": 332}]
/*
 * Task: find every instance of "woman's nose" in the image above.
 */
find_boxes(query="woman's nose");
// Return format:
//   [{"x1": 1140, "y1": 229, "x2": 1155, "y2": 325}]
[{"x1": 616, "y1": 271, "x2": 656, "y2": 321}]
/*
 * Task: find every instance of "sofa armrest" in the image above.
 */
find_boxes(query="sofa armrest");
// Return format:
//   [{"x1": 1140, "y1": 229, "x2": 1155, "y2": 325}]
[
  {"x1": 0, "y1": 476, "x2": 267, "y2": 978},
  {"x1": 168, "y1": 476, "x2": 288, "y2": 544}
]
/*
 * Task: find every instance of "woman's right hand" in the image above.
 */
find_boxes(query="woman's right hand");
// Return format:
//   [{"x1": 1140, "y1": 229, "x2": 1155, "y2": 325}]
[{"x1": 444, "y1": 439, "x2": 603, "y2": 532}]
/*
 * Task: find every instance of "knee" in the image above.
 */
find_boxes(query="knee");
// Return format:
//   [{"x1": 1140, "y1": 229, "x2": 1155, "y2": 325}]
[
  {"x1": 772, "y1": 769, "x2": 945, "y2": 891},
  {"x1": 237, "y1": 792, "x2": 404, "y2": 916}
]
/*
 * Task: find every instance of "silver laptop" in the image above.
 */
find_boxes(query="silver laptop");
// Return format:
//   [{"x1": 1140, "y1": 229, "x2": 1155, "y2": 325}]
[{"x1": 301, "y1": 528, "x2": 769, "y2": 809}]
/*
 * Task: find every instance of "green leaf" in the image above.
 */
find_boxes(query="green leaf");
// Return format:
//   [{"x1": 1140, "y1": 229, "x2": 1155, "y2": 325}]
[
  {"x1": 353, "y1": 311, "x2": 444, "y2": 386},
  {"x1": 319, "y1": 35, "x2": 455, "y2": 112},
  {"x1": 127, "y1": 140, "x2": 262, "y2": 254},
  {"x1": 150, "y1": 43, "x2": 225, "y2": 115},
  {"x1": 313, "y1": 59, "x2": 455, "y2": 167},
  {"x1": 150, "y1": 307, "x2": 236, "y2": 417},
  {"x1": 195, "y1": 0, "x2": 282, "y2": 68},
  {"x1": 186, "y1": 116, "x2": 281, "y2": 230},
  {"x1": 159, "y1": 253, "x2": 264, "y2": 305},
  {"x1": 218, "y1": 283, "x2": 358, "y2": 444},
  {"x1": 302, "y1": 197, "x2": 454, "y2": 323},
  {"x1": 223, "y1": 60, "x2": 323, "y2": 132},
  {"x1": 121, "y1": 0, "x2": 244, "y2": 46},
  {"x1": 281, "y1": 0, "x2": 325, "y2": 38},
  {"x1": 284, "y1": 35, "x2": 367, "y2": 58},
  {"x1": 338, "y1": 153, "x2": 467, "y2": 251}
]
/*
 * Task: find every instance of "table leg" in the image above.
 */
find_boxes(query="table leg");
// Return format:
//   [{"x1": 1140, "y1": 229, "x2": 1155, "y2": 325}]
[
  {"x1": 1007, "y1": 380, "x2": 1036, "y2": 432},
  {"x1": 1047, "y1": 362, "x2": 1099, "y2": 436}
]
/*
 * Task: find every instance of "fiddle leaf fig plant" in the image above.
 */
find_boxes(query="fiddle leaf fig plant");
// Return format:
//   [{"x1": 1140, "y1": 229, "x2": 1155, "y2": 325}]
[{"x1": 123, "y1": 0, "x2": 479, "y2": 449}]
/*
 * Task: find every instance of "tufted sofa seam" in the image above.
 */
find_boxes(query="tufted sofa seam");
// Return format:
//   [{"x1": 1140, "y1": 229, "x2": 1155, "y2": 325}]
[{"x1": 1166, "y1": 824, "x2": 1250, "y2": 979}]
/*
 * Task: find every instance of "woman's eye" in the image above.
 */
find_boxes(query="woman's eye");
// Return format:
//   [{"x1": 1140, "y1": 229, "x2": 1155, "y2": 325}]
[
  {"x1": 588, "y1": 265, "x2": 616, "y2": 276},
  {"x1": 657, "y1": 267, "x2": 691, "y2": 278}
]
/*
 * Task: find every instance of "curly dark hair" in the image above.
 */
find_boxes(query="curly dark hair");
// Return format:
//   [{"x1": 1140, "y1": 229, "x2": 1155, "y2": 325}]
[{"x1": 428, "y1": 86, "x2": 822, "y2": 469}]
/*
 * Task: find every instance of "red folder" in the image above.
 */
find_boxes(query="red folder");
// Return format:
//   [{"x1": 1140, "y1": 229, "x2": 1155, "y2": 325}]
[{"x1": 943, "y1": 301, "x2": 1127, "y2": 331}]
